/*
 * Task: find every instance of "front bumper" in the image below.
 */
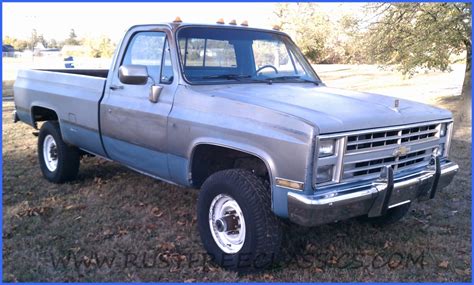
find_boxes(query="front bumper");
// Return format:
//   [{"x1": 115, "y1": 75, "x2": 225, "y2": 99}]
[{"x1": 288, "y1": 157, "x2": 459, "y2": 227}]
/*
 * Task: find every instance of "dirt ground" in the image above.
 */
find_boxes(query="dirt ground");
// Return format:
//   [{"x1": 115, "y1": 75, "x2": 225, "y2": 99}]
[{"x1": 2, "y1": 66, "x2": 472, "y2": 282}]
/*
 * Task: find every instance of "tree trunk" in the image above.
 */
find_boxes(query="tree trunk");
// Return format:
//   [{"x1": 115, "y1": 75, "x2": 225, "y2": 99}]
[{"x1": 460, "y1": 43, "x2": 472, "y2": 123}]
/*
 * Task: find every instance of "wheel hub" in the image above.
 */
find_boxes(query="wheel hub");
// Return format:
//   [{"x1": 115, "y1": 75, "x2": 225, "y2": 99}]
[
  {"x1": 43, "y1": 134, "x2": 58, "y2": 172},
  {"x1": 209, "y1": 194, "x2": 246, "y2": 254},
  {"x1": 215, "y1": 212, "x2": 240, "y2": 233}
]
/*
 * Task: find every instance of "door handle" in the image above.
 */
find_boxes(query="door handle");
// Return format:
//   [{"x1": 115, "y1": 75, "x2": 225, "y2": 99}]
[{"x1": 110, "y1": 85, "x2": 124, "y2": 91}]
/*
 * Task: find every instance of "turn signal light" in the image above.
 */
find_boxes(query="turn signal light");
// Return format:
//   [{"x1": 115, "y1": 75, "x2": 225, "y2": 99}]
[{"x1": 276, "y1": 178, "x2": 304, "y2": 191}]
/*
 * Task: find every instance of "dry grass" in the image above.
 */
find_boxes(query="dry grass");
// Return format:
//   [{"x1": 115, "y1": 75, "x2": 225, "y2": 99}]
[{"x1": 2, "y1": 65, "x2": 471, "y2": 282}]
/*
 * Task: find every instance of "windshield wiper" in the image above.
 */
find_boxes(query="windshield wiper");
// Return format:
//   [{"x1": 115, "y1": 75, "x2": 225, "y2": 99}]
[
  {"x1": 200, "y1": 74, "x2": 269, "y2": 84},
  {"x1": 201, "y1": 74, "x2": 252, "y2": 80},
  {"x1": 264, "y1": 75, "x2": 320, "y2": 85}
]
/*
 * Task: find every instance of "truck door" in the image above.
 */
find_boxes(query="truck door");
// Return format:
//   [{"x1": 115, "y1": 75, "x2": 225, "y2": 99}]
[{"x1": 100, "y1": 28, "x2": 177, "y2": 180}]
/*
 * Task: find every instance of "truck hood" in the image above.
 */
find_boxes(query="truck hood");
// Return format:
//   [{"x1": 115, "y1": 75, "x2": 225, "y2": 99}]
[{"x1": 190, "y1": 83, "x2": 452, "y2": 134}]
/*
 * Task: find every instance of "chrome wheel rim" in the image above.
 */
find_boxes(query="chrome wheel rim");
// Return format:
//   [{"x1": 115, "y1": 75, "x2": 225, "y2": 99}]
[
  {"x1": 43, "y1": 134, "x2": 58, "y2": 172},
  {"x1": 209, "y1": 194, "x2": 246, "y2": 254}
]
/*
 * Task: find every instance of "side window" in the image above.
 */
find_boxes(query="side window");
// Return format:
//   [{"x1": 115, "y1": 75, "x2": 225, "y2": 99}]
[{"x1": 122, "y1": 32, "x2": 173, "y2": 84}]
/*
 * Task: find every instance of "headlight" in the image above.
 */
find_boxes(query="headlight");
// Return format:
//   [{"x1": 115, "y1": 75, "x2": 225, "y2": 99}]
[
  {"x1": 439, "y1": 123, "x2": 447, "y2": 137},
  {"x1": 316, "y1": 165, "x2": 334, "y2": 183},
  {"x1": 318, "y1": 139, "x2": 336, "y2": 157}
]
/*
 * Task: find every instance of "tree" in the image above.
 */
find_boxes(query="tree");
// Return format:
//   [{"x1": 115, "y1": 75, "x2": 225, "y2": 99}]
[
  {"x1": 48, "y1": 38, "x2": 59, "y2": 49},
  {"x1": 84, "y1": 35, "x2": 116, "y2": 58},
  {"x1": 37, "y1": 34, "x2": 47, "y2": 48},
  {"x1": 364, "y1": 3, "x2": 472, "y2": 101},
  {"x1": 28, "y1": 29, "x2": 39, "y2": 50},
  {"x1": 64, "y1": 28, "x2": 79, "y2": 45},
  {"x1": 273, "y1": 3, "x2": 331, "y2": 63},
  {"x1": 3, "y1": 36, "x2": 28, "y2": 51}
]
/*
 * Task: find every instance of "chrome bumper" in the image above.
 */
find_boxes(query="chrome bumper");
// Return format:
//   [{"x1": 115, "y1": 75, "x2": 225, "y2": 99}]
[{"x1": 288, "y1": 157, "x2": 459, "y2": 227}]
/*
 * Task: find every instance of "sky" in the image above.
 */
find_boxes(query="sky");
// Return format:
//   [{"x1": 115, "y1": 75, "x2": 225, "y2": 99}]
[{"x1": 3, "y1": 2, "x2": 365, "y2": 42}]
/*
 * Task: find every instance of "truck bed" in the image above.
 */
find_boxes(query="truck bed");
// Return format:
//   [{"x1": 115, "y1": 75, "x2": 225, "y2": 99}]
[{"x1": 13, "y1": 69, "x2": 108, "y2": 156}]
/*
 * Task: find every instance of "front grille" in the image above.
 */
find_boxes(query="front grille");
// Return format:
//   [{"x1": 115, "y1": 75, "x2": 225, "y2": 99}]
[
  {"x1": 343, "y1": 149, "x2": 433, "y2": 179},
  {"x1": 341, "y1": 122, "x2": 441, "y2": 182},
  {"x1": 346, "y1": 123, "x2": 438, "y2": 153}
]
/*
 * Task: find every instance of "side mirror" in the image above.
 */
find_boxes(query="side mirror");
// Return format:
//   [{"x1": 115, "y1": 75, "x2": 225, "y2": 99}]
[{"x1": 118, "y1": 65, "x2": 149, "y2": 85}]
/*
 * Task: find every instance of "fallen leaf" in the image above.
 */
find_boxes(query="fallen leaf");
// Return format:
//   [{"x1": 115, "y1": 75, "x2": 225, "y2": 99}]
[
  {"x1": 117, "y1": 228, "x2": 128, "y2": 237},
  {"x1": 151, "y1": 207, "x2": 163, "y2": 217},
  {"x1": 263, "y1": 273, "x2": 274, "y2": 280},
  {"x1": 145, "y1": 224, "x2": 158, "y2": 230},
  {"x1": 159, "y1": 242, "x2": 176, "y2": 251},
  {"x1": 438, "y1": 260, "x2": 449, "y2": 269},
  {"x1": 103, "y1": 229, "x2": 114, "y2": 238}
]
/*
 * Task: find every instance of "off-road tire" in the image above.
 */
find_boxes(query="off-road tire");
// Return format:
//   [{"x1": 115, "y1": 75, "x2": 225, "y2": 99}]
[
  {"x1": 197, "y1": 169, "x2": 282, "y2": 272},
  {"x1": 360, "y1": 202, "x2": 411, "y2": 226},
  {"x1": 38, "y1": 121, "x2": 80, "y2": 183}
]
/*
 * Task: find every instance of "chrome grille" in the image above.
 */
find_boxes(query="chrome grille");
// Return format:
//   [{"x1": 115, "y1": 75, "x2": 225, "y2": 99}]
[
  {"x1": 315, "y1": 120, "x2": 452, "y2": 188},
  {"x1": 341, "y1": 122, "x2": 442, "y2": 182},
  {"x1": 346, "y1": 123, "x2": 438, "y2": 153},
  {"x1": 343, "y1": 148, "x2": 434, "y2": 179}
]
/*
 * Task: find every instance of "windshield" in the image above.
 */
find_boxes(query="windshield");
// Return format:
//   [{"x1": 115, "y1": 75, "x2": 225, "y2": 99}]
[{"x1": 177, "y1": 27, "x2": 320, "y2": 84}]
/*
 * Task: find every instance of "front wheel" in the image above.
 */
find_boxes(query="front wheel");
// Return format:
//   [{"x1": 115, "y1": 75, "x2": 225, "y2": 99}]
[
  {"x1": 38, "y1": 121, "x2": 80, "y2": 183},
  {"x1": 197, "y1": 169, "x2": 282, "y2": 272}
]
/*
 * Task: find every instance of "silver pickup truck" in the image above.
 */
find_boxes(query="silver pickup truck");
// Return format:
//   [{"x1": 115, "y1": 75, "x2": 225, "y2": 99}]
[{"x1": 13, "y1": 21, "x2": 458, "y2": 271}]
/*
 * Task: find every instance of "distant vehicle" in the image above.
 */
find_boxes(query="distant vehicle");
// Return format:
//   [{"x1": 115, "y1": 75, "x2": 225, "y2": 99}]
[
  {"x1": 2, "y1": 44, "x2": 15, "y2": 57},
  {"x1": 13, "y1": 21, "x2": 458, "y2": 271},
  {"x1": 63, "y1": 56, "x2": 74, "y2": 68}
]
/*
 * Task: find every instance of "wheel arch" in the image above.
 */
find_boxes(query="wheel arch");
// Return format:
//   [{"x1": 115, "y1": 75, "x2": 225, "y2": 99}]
[
  {"x1": 30, "y1": 104, "x2": 59, "y2": 128},
  {"x1": 188, "y1": 139, "x2": 276, "y2": 188}
]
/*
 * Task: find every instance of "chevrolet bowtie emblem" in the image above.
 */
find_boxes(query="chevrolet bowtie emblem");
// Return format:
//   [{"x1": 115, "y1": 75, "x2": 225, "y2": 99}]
[{"x1": 393, "y1": 145, "x2": 411, "y2": 157}]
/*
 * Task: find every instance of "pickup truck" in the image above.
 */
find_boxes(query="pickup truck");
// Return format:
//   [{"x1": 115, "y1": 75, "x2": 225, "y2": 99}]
[{"x1": 13, "y1": 20, "x2": 459, "y2": 271}]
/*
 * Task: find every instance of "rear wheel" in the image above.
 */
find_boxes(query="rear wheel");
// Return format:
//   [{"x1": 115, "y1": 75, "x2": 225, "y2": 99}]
[
  {"x1": 197, "y1": 169, "x2": 282, "y2": 272},
  {"x1": 38, "y1": 121, "x2": 80, "y2": 183}
]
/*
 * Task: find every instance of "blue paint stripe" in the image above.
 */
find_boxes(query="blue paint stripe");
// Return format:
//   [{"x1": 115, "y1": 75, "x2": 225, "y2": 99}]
[{"x1": 102, "y1": 135, "x2": 171, "y2": 180}]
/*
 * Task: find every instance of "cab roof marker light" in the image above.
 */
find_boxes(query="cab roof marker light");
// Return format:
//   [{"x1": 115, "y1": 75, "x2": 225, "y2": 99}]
[
  {"x1": 272, "y1": 25, "x2": 281, "y2": 31},
  {"x1": 229, "y1": 19, "x2": 237, "y2": 25},
  {"x1": 241, "y1": 20, "x2": 249, "y2": 26},
  {"x1": 216, "y1": 18, "x2": 225, "y2": 24},
  {"x1": 173, "y1": 16, "x2": 182, "y2": 23}
]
